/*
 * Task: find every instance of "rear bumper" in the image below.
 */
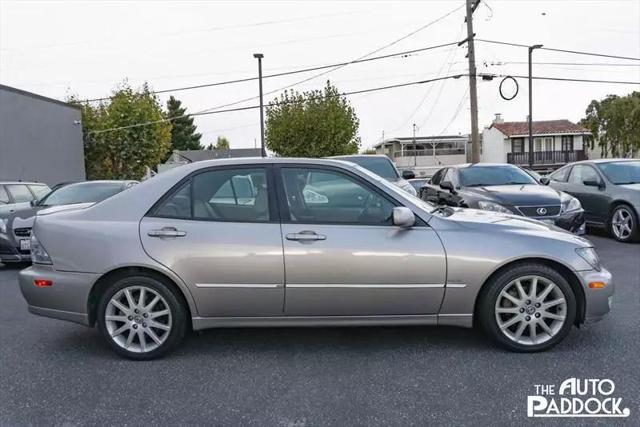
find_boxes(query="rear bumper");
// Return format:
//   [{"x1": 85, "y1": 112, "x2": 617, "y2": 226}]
[
  {"x1": 19, "y1": 264, "x2": 98, "y2": 326},
  {"x1": 577, "y1": 267, "x2": 614, "y2": 323}
]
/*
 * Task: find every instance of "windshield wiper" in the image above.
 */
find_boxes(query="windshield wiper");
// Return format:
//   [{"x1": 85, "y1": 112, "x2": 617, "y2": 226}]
[{"x1": 615, "y1": 181, "x2": 640, "y2": 185}]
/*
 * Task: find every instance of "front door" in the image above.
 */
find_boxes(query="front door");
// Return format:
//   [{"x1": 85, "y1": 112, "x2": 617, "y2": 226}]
[
  {"x1": 140, "y1": 165, "x2": 285, "y2": 317},
  {"x1": 276, "y1": 165, "x2": 446, "y2": 316},
  {"x1": 564, "y1": 164, "x2": 610, "y2": 223}
]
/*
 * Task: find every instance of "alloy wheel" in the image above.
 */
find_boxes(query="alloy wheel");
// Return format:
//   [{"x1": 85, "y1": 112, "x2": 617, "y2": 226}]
[
  {"x1": 611, "y1": 208, "x2": 634, "y2": 240},
  {"x1": 105, "y1": 285, "x2": 172, "y2": 353},
  {"x1": 494, "y1": 275, "x2": 567, "y2": 346}
]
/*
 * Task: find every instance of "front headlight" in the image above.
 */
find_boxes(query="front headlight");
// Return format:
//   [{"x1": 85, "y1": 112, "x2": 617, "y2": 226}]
[
  {"x1": 0, "y1": 218, "x2": 6, "y2": 234},
  {"x1": 561, "y1": 193, "x2": 582, "y2": 213},
  {"x1": 576, "y1": 247, "x2": 601, "y2": 271},
  {"x1": 478, "y1": 201, "x2": 512, "y2": 214},
  {"x1": 30, "y1": 231, "x2": 52, "y2": 264}
]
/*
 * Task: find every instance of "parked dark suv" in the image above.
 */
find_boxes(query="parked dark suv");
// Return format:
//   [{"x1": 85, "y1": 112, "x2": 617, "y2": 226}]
[
  {"x1": 420, "y1": 163, "x2": 586, "y2": 234},
  {"x1": 548, "y1": 159, "x2": 640, "y2": 242}
]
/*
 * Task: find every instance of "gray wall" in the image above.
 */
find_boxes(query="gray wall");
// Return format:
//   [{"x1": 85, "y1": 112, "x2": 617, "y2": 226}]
[{"x1": 0, "y1": 85, "x2": 86, "y2": 186}]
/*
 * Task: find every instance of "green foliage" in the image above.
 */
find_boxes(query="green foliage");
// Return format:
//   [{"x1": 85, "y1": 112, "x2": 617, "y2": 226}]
[
  {"x1": 265, "y1": 81, "x2": 360, "y2": 157},
  {"x1": 214, "y1": 136, "x2": 230, "y2": 150},
  {"x1": 167, "y1": 96, "x2": 202, "y2": 151},
  {"x1": 582, "y1": 91, "x2": 640, "y2": 157},
  {"x1": 69, "y1": 82, "x2": 172, "y2": 180}
]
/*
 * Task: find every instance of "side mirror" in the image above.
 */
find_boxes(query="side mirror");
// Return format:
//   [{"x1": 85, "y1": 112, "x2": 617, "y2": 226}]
[
  {"x1": 440, "y1": 181, "x2": 455, "y2": 193},
  {"x1": 583, "y1": 179, "x2": 603, "y2": 189},
  {"x1": 539, "y1": 177, "x2": 550, "y2": 185},
  {"x1": 392, "y1": 207, "x2": 415, "y2": 228},
  {"x1": 402, "y1": 170, "x2": 415, "y2": 180},
  {"x1": 29, "y1": 200, "x2": 37, "y2": 207}
]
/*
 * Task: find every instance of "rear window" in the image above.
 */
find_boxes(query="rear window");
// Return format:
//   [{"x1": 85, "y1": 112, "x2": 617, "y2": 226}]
[
  {"x1": 6, "y1": 184, "x2": 35, "y2": 202},
  {"x1": 38, "y1": 182, "x2": 124, "y2": 206}
]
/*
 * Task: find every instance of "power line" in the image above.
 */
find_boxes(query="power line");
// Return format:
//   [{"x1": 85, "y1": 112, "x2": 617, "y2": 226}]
[
  {"x1": 481, "y1": 73, "x2": 640, "y2": 85},
  {"x1": 476, "y1": 39, "x2": 640, "y2": 61},
  {"x1": 83, "y1": 41, "x2": 460, "y2": 102},
  {"x1": 489, "y1": 61, "x2": 640, "y2": 67},
  {"x1": 87, "y1": 74, "x2": 465, "y2": 135}
]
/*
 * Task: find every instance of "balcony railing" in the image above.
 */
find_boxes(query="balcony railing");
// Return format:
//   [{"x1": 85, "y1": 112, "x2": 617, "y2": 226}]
[
  {"x1": 393, "y1": 148, "x2": 466, "y2": 158},
  {"x1": 507, "y1": 150, "x2": 586, "y2": 166}
]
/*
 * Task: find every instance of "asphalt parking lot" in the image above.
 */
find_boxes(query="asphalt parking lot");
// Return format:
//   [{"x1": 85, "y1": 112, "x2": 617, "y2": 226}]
[{"x1": 1, "y1": 232, "x2": 638, "y2": 426}]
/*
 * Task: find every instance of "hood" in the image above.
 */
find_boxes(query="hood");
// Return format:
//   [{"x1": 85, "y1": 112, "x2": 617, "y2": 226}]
[
  {"x1": 37, "y1": 202, "x2": 95, "y2": 216},
  {"x1": 619, "y1": 183, "x2": 640, "y2": 192},
  {"x1": 436, "y1": 207, "x2": 591, "y2": 246},
  {"x1": 464, "y1": 184, "x2": 561, "y2": 206}
]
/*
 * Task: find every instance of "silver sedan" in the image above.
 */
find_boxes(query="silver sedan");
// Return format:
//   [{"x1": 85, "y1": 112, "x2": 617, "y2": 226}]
[{"x1": 19, "y1": 158, "x2": 613, "y2": 359}]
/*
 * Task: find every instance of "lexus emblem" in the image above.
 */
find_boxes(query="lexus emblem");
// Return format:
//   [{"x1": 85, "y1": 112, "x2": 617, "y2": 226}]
[{"x1": 536, "y1": 207, "x2": 548, "y2": 216}]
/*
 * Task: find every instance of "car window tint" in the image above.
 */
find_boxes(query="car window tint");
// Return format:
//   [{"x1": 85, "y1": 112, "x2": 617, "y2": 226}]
[
  {"x1": 6, "y1": 184, "x2": 34, "y2": 202},
  {"x1": 154, "y1": 182, "x2": 192, "y2": 219},
  {"x1": 0, "y1": 186, "x2": 9, "y2": 204},
  {"x1": 39, "y1": 182, "x2": 124, "y2": 206},
  {"x1": 28, "y1": 185, "x2": 50, "y2": 199},
  {"x1": 430, "y1": 169, "x2": 445, "y2": 185},
  {"x1": 550, "y1": 166, "x2": 570, "y2": 182},
  {"x1": 568, "y1": 165, "x2": 599, "y2": 185},
  {"x1": 334, "y1": 156, "x2": 399, "y2": 179},
  {"x1": 281, "y1": 168, "x2": 394, "y2": 225},
  {"x1": 193, "y1": 168, "x2": 269, "y2": 222}
]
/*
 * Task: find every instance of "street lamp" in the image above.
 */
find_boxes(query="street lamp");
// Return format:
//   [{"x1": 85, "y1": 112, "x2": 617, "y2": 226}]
[
  {"x1": 528, "y1": 44, "x2": 543, "y2": 168},
  {"x1": 253, "y1": 53, "x2": 266, "y2": 158}
]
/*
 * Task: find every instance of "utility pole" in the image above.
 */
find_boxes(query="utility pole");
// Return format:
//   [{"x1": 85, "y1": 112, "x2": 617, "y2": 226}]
[
  {"x1": 464, "y1": 0, "x2": 481, "y2": 163},
  {"x1": 253, "y1": 53, "x2": 266, "y2": 158},
  {"x1": 528, "y1": 44, "x2": 543, "y2": 168},
  {"x1": 413, "y1": 123, "x2": 417, "y2": 167}
]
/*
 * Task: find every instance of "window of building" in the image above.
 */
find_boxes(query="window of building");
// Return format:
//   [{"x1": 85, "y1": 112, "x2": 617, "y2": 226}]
[
  {"x1": 561, "y1": 135, "x2": 574, "y2": 152},
  {"x1": 512, "y1": 138, "x2": 524, "y2": 154}
]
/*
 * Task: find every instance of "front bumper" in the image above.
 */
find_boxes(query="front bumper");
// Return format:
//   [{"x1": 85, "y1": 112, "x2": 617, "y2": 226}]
[
  {"x1": 0, "y1": 233, "x2": 30, "y2": 263},
  {"x1": 576, "y1": 266, "x2": 614, "y2": 323},
  {"x1": 553, "y1": 209, "x2": 586, "y2": 235},
  {"x1": 19, "y1": 264, "x2": 99, "y2": 326}
]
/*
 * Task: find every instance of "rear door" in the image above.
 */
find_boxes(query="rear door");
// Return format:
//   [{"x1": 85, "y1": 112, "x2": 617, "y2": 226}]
[
  {"x1": 276, "y1": 164, "x2": 446, "y2": 316},
  {"x1": 140, "y1": 165, "x2": 285, "y2": 317}
]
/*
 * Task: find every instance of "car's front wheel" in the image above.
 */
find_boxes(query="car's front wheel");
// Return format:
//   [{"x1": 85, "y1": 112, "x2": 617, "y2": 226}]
[
  {"x1": 478, "y1": 263, "x2": 576, "y2": 352},
  {"x1": 608, "y1": 204, "x2": 639, "y2": 243},
  {"x1": 97, "y1": 274, "x2": 188, "y2": 360}
]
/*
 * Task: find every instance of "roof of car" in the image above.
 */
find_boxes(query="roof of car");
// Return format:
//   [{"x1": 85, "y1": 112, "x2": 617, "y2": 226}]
[
  {"x1": 573, "y1": 158, "x2": 638, "y2": 165},
  {"x1": 330, "y1": 154, "x2": 390, "y2": 159},
  {"x1": 447, "y1": 163, "x2": 521, "y2": 169}
]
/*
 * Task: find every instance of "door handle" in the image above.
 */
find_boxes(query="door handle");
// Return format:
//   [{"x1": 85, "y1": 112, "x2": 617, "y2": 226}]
[
  {"x1": 147, "y1": 227, "x2": 187, "y2": 238},
  {"x1": 286, "y1": 230, "x2": 326, "y2": 242}
]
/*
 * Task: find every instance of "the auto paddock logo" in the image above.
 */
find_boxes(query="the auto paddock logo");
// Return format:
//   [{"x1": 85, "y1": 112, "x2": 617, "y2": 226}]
[{"x1": 527, "y1": 378, "x2": 630, "y2": 418}]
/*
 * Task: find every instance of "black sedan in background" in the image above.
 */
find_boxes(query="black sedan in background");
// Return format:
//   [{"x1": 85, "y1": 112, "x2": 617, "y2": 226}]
[
  {"x1": 548, "y1": 159, "x2": 639, "y2": 242},
  {"x1": 420, "y1": 164, "x2": 585, "y2": 234},
  {"x1": 0, "y1": 180, "x2": 137, "y2": 263}
]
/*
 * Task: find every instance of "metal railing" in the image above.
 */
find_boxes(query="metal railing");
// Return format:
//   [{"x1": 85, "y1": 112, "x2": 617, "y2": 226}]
[
  {"x1": 393, "y1": 149, "x2": 466, "y2": 158},
  {"x1": 507, "y1": 150, "x2": 586, "y2": 165}
]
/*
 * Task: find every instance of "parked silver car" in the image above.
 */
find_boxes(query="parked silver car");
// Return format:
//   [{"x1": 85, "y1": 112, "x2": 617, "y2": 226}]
[{"x1": 19, "y1": 158, "x2": 613, "y2": 359}]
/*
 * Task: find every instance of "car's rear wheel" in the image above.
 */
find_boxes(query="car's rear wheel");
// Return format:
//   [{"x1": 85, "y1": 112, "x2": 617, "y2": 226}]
[
  {"x1": 97, "y1": 275, "x2": 187, "y2": 360},
  {"x1": 608, "y1": 204, "x2": 639, "y2": 243},
  {"x1": 479, "y1": 263, "x2": 576, "y2": 352}
]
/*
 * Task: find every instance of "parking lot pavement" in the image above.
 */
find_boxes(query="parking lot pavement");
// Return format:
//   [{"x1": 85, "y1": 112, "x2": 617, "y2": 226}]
[{"x1": 1, "y1": 234, "x2": 638, "y2": 426}]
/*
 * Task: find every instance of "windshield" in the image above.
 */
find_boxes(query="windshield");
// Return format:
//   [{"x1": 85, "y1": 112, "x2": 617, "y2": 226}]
[
  {"x1": 459, "y1": 166, "x2": 537, "y2": 187},
  {"x1": 597, "y1": 161, "x2": 640, "y2": 184},
  {"x1": 337, "y1": 156, "x2": 400, "y2": 179},
  {"x1": 38, "y1": 182, "x2": 124, "y2": 206}
]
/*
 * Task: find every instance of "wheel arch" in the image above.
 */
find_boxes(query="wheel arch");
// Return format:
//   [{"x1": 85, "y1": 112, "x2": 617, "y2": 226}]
[
  {"x1": 87, "y1": 265, "x2": 196, "y2": 328},
  {"x1": 609, "y1": 199, "x2": 638, "y2": 218},
  {"x1": 473, "y1": 257, "x2": 586, "y2": 327}
]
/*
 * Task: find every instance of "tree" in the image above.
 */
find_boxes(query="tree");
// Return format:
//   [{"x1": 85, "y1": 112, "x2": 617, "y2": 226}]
[
  {"x1": 265, "y1": 81, "x2": 360, "y2": 157},
  {"x1": 581, "y1": 91, "x2": 640, "y2": 157},
  {"x1": 214, "y1": 136, "x2": 230, "y2": 149},
  {"x1": 166, "y1": 96, "x2": 202, "y2": 151},
  {"x1": 69, "y1": 82, "x2": 172, "y2": 180}
]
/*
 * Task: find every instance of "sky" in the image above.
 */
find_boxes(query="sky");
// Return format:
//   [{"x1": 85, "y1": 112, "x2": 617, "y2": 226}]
[{"x1": 1, "y1": 0, "x2": 639, "y2": 150}]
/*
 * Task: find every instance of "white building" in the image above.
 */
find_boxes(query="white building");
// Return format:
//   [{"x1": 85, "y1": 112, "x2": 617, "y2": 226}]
[
  {"x1": 482, "y1": 115, "x2": 590, "y2": 171},
  {"x1": 373, "y1": 135, "x2": 469, "y2": 177}
]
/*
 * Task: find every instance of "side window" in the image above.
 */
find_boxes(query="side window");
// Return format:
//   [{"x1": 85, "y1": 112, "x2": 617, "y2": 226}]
[
  {"x1": 0, "y1": 186, "x2": 9, "y2": 204},
  {"x1": 28, "y1": 185, "x2": 50, "y2": 200},
  {"x1": 281, "y1": 168, "x2": 395, "y2": 225},
  {"x1": 6, "y1": 184, "x2": 34, "y2": 202},
  {"x1": 443, "y1": 168, "x2": 458, "y2": 186},
  {"x1": 550, "y1": 166, "x2": 570, "y2": 183},
  {"x1": 153, "y1": 168, "x2": 270, "y2": 222},
  {"x1": 430, "y1": 168, "x2": 446, "y2": 185},
  {"x1": 568, "y1": 165, "x2": 599, "y2": 185}
]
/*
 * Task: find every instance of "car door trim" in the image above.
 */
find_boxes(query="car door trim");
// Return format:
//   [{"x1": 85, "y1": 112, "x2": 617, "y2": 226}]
[
  {"x1": 286, "y1": 283, "x2": 445, "y2": 288},
  {"x1": 195, "y1": 283, "x2": 284, "y2": 289}
]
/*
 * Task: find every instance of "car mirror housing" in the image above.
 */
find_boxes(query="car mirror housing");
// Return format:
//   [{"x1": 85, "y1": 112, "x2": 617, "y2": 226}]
[
  {"x1": 440, "y1": 181, "x2": 456, "y2": 193},
  {"x1": 539, "y1": 177, "x2": 550, "y2": 185},
  {"x1": 392, "y1": 207, "x2": 415, "y2": 228},
  {"x1": 583, "y1": 179, "x2": 603, "y2": 189},
  {"x1": 402, "y1": 170, "x2": 415, "y2": 180}
]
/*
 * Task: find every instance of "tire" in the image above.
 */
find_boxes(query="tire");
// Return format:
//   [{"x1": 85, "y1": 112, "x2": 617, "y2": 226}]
[
  {"x1": 97, "y1": 274, "x2": 188, "y2": 360},
  {"x1": 478, "y1": 263, "x2": 577, "y2": 352},
  {"x1": 608, "y1": 204, "x2": 639, "y2": 243}
]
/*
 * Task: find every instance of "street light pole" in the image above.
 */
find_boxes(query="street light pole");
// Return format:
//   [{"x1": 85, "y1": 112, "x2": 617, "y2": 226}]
[
  {"x1": 413, "y1": 123, "x2": 417, "y2": 167},
  {"x1": 253, "y1": 53, "x2": 266, "y2": 158},
  {"x1": 528, "y1": 44, "x2": 543, "y2": 169}
]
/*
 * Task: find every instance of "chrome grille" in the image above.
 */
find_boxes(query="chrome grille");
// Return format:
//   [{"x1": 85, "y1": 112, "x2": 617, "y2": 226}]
[
  {"x1": 516, "y1": 205, "x2": 561, "y2": 218},
  {"x1": 14, "y1": 227, "x2": 31, "y2": 237}
]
